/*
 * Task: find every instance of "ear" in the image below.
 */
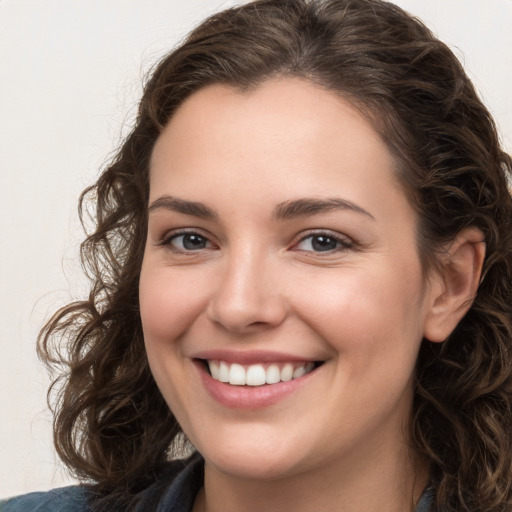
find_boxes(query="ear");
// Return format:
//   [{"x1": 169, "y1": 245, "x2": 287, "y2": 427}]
[{"x1": 423, "y1": 227, "x2": 486, "y2": 343}]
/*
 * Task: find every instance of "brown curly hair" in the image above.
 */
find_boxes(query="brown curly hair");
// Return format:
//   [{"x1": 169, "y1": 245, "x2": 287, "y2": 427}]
[{"x1": 38, "y1": 0, "x2": 512, "y2": 510}]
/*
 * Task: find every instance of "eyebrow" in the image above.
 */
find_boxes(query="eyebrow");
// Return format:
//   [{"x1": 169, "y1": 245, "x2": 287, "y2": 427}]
[
  {"x1": 148, "y1": 195, "x2": 218, "y2": 219},
  {"x1": 147, "y1": 195, "x2": 374, "y2": 221},
  {"x1": 273, "y1": 198, "x2": 375, "y2": 220}
]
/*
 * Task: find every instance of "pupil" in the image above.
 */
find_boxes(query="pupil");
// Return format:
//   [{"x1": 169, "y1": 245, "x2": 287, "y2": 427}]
[
  {"x1": 183, "y1": 234, "x2": 206, "y2": 250},
  {"x1": 312, "y1": 235, "x2": 337, "y2": 252}
]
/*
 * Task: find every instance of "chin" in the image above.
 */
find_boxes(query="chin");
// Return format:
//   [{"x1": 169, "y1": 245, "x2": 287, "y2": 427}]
[
  {"x1": 193, "y1": 430, "x2": 308, "y2": 481},
  {"x1": 207, "y1": 451, "x2": 304, "y2": 481}
]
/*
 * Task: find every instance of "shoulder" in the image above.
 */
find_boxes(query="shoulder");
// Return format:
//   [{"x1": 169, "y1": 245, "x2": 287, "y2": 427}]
[
  {"x1": 0, "y1": 486, "x2": 90, "y2": 512},
  {"x1": 0, "y1": 454, "x2": 203, "y2": 512}
]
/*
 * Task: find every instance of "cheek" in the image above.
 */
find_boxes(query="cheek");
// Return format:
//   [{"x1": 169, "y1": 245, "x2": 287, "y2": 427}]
[
  {"x1": 139, "y1": 263, "x2": 210, "y2": 345},
  {"x1": 138, "y1": 263, "x2": 210, "y2": 416},
  {"x1": 295, "y1": 262, "x2": 427, "y2": 360}
]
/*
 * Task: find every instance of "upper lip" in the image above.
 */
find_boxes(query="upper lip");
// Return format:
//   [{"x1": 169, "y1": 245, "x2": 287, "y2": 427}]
[{"x1": 191, "y1": 349, "x2": 321, "y2": 365}]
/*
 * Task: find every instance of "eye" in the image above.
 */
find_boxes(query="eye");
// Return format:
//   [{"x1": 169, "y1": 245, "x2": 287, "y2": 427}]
[
  {"x1": 294, "y1": 232, "x2": 352, "y2": 253},
  {"x1": 161, "y1": 231, "x2": 214, "y2": 252}
]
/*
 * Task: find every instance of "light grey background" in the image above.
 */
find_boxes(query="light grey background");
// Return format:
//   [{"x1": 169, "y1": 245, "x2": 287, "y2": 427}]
[{"x1": 1, "y1": 0, "x2": 511, "y2": 499}]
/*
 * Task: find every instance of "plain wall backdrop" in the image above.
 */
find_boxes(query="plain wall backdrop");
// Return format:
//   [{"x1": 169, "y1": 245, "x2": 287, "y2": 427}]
[{"x1": 1, "y1": 0, "x2": 511, "y2": 499}]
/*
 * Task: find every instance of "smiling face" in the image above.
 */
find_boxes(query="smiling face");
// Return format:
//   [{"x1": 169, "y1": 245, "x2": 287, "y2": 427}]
[{"x1": 139, "y1": 78, "x2": 437, "y2": 483}]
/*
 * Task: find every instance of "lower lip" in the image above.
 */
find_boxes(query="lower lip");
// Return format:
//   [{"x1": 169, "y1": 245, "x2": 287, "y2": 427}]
[{"x1": 195, "y1": 361, "x2": 316, "y2": 409}]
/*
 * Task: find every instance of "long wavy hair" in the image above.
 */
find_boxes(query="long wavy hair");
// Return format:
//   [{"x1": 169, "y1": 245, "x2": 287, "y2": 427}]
[{"x1": 39, "y1": 0, "x2": 512, "y2": 510}]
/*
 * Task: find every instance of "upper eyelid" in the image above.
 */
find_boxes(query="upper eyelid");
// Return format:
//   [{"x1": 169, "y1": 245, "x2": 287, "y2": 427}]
[
  {"x1": 155, "y1": 227, "x2": 354, "y2": 249},
  {"x1": 158, "y1": 232, "x2": 219, "y2": 257},
  {"x1": 289, "y1": 230, "x2": 356, "y2": 255},
  {"x1": 158, "y1": 228, "x2": 216, "y2": 246},
  {"x1": 294, "y1": 229, "x2": 353, "y2": 244}
]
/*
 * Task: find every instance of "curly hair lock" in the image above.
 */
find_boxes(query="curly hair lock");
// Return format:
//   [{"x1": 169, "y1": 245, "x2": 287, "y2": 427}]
[{"x1": 38, "y1": 1, "x2": 512, "y2": 510}]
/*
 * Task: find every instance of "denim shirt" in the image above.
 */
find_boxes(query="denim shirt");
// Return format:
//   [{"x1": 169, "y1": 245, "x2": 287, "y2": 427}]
[
  {"x1": 1, "y1": 456, "x2": 434, "y2": 512},
  {"x1": 0, "y1": 455, "x2": 203, "y2": 512}
]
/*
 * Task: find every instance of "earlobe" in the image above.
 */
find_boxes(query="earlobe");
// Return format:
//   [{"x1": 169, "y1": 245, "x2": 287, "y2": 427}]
[{"x1": 423, "y1": 227, "x2": 486, "y2": 343}]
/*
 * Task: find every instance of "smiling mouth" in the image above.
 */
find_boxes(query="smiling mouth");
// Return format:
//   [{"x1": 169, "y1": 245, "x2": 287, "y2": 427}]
[{"x1": 201, "y1": 360, "x2": 321, "y2": 386}]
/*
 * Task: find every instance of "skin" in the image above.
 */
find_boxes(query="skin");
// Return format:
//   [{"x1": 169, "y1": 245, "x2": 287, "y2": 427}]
[{"x1": 139, "y1": 78, "x2": 483, "y2": 512}]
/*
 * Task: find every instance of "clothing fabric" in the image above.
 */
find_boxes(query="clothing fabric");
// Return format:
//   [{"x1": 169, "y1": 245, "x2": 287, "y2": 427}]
[
  {"x1": 1, "y1": 454, "x2": 433, "y2": 511},
  {"x1": 415, "y1": 486, "x2": 434, "y2": 512},
  {"x1": 0, "y1": 454, "x2": 203, "y2": 512},
  {"x1": 0, "y1": 486, "x2": 91, "y2": 512}
]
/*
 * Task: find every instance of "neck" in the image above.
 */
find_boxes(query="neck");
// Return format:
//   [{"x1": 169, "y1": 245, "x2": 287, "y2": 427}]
[{"x1": 193, "y1": 442, "x2": 429, "y2": 512}]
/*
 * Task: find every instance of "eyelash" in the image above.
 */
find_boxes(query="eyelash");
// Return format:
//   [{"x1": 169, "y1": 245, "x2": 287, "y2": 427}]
[
  {"x1": 158, "y1": 229, "x2": 354, "y2": 255},
  {"x1": 292, "y1": 230, "x2": 354, "y2": 254},
  {"x1": 158, "y1": 229, "x2": 216, "y2": 253}
]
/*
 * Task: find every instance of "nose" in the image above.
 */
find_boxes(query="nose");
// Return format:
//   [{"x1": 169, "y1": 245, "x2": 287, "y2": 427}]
[{"x1": 206, "y1": 248, "x2": 287, "y2": 333}]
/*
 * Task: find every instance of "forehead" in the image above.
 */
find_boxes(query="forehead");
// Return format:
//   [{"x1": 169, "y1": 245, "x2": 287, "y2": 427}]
[{"x1": 149, "y1": 78, "x2": 407, "y2": 214}]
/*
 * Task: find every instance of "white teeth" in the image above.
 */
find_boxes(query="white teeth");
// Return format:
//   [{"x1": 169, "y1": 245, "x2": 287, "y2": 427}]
[
  {"x1": 280, "y1": 363, "x2": 294, "y2": 382},
  {"x1": 209, "y1": 360, "x2": 220, "y2": 380},
  {"x1": 207, "y1": 360, "x2": 316, "y2": 386},
  {"x1": 293, "y1": 365, "x2": 306, "y2": 379},
  {"x1": 229, "y1": 363, "x2": 246, "y2": 385},
  {"x1": 218, "y1": 361, "x2": 230, "y2": 382},
  {"x1": 265, "y1": 364, "x2": 281, "y2": 384},
  {"x1": 296, "y1": 362, "x2": 315, "y2": 378},
  {"x1": 246, "y1": 365, "x2": 266, "y2": 386}
]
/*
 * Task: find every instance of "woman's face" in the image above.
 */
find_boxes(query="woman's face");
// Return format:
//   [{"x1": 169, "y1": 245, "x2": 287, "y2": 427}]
[{"x1": 140, "y1": 78, "x2": 438, "y2": 481}]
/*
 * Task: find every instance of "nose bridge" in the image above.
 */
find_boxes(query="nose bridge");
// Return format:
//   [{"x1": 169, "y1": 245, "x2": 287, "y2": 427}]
[{"x1": 207, "y1": 239, "x2": 286, "y2": 332}]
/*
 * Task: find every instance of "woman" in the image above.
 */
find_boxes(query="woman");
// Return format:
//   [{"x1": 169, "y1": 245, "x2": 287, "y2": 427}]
[{"x1": 2, "y1": 0, "x2": 511, "y2": 510}]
